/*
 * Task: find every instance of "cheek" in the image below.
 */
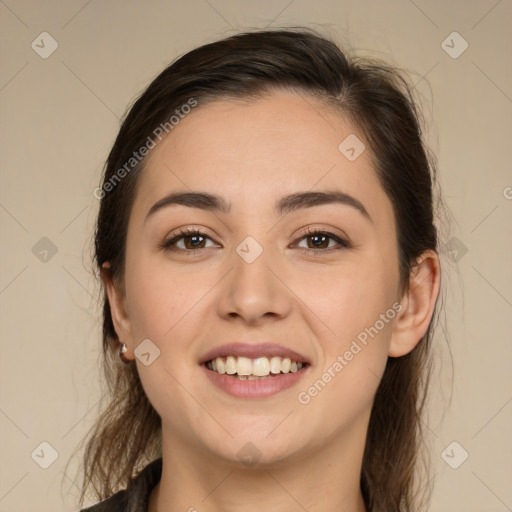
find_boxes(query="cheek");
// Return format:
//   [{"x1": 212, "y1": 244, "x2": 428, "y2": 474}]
[
  {"x1": 124, "y1": 256, "x2": 212, "y2": 434},
  {"x1": 124, "y1": 251, "x2": 203, "y2": 340},
  {"x1": 292, "y1": 257, "x2": 397, "y2": 399},
  {"x1": 294, "y1": 257, "x2": 397, "y2": 344},
  {"x1": 294, "y1": 270, "x2": 397, "y2": 432}
]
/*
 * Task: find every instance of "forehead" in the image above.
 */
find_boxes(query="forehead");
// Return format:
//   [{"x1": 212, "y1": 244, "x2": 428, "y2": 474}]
[{"x1": 132, "y1": 91, "x2": 393, "y2": 226}]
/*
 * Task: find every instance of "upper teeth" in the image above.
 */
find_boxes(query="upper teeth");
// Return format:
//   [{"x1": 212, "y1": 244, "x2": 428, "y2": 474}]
[{"x1": 206, "y1": 356, "x2": 304, "y2": 376}]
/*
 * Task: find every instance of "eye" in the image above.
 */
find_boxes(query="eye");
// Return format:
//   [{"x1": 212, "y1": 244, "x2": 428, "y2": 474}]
[
  {"x1": 160, "y1": 227, "x2": 352, "y2": 255},
  {"x1": 294, "y1": 228, "x2": 352, "y2": 254},
  {"x1": 160, "y1": 227, "x2": 218, "y2": 254}
]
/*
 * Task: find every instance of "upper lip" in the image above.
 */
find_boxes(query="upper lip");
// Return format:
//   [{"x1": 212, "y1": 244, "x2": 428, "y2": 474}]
[{"x1": 200, "y1": 342, "x2": 310, "y2": 365}]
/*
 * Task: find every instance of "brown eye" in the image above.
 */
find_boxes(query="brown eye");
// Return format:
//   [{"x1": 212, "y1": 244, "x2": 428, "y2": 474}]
[
  {"x1": 181, "y1": 233, "x2": 207, "y2": 250},
  {"x1": 305, "y1": 233, "x2": 330, "y2": 249},
  {"x1": 161, "y1": 229, "x2": 217, "y2": 253},
  {"x1": 296, "y1": 230, "x2": 352, "y2": 252},
  {"x1": 160, "y1": 228, "x2": 351, "y2": 255}
]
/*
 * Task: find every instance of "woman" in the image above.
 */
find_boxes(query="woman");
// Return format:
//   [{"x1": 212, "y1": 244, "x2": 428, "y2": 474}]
[{"x1": 76, "y1": 28, "x2": 443, "y2": 512}]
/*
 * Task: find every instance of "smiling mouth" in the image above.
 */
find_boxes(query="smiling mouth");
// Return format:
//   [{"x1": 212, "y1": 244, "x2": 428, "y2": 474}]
[{"x1": 204, "y1": 355, "x2": 308, "y2": 380}]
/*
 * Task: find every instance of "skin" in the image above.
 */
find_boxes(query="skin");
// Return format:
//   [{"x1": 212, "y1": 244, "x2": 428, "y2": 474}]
[{"x1": 103, "y1": 91, "x2": 441, "y2": 512}]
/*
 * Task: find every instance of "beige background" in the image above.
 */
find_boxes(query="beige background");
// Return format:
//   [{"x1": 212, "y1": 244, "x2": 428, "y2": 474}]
[{"x1": 1, "y1": 1, "x2": 511, "y2": 511}]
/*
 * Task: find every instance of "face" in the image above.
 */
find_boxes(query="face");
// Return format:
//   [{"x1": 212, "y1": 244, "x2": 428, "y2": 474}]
[{"x1": 114, "y1": 91, "x2": 404, "y2": 467}]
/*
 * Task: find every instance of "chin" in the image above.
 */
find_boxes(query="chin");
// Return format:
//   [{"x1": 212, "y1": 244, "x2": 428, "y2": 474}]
[{"x1": 203, "y1": 427, "x2": 307, "y2": 468}]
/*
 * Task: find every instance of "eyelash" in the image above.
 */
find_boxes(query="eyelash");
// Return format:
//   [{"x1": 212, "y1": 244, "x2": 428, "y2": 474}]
[{"x1": 159, "y1": 226, "x2": 352, "y2": 256}]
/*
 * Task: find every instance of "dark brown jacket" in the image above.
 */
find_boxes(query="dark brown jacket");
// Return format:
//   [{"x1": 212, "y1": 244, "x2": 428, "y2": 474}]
[{"x1": 80, "y1": 458, "x2": 162, "y2": 512}]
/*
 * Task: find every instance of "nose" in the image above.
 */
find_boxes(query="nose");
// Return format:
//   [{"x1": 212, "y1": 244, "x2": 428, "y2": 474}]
[{"x1": 216, "y1": 241, "x2": 292, "y2": 326}]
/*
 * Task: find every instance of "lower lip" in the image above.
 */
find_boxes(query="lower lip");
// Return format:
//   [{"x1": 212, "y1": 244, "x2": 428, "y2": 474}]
[{"x1": 201, "y1": 364, "x2": 309, "y2": 398}]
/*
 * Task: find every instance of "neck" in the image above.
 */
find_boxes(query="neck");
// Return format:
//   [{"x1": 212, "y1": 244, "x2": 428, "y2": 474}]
[{"x1": 149, "y1": 425, "x2": 368, "y2": 512}]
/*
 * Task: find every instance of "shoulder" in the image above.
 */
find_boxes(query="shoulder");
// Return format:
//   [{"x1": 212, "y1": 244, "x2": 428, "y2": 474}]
[{"x1": 79, "y1": 458, "x2": 162, "y2": 512}]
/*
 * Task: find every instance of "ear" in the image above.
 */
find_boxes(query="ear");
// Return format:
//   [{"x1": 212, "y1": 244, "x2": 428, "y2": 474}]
[
  {"x1": 389, "y1": 250, "x2": 441, "y2": 357},
  {"x1": 101, "y1": 262, "x2": 134, "y2": 361}
]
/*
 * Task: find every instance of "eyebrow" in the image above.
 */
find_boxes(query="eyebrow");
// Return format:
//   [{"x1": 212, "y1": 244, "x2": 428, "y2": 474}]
[{"x1": 145, "y1": 190, "x2": 372, "y2": 223}]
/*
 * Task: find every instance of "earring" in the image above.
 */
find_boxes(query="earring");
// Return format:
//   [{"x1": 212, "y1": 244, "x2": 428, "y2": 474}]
[{"x1": 119, "y1": 342, "x2": 130, "y2": 363}]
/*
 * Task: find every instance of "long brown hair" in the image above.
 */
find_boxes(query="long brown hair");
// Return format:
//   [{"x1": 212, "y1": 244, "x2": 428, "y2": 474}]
[{"x1": 72, "y1": 28, "x2": 447, "y2": 511}]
